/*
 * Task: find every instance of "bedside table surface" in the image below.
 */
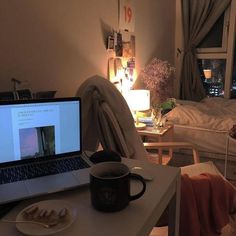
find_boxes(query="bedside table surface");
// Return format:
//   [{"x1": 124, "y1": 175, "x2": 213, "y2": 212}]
[
  {"x1": 137, "y1": 124, "x2": 174, "y2": 165},
  {"x1": 137, "y1": 124, "x2": 173, "y2": 137}
]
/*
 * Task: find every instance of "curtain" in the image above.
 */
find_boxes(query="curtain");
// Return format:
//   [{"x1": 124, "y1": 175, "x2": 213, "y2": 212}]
[{"x1": 180, "y1": 0, "x2": 231, "y2": 101}]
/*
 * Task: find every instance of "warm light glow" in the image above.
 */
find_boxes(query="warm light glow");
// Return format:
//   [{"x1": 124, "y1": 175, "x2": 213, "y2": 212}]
[
  {"x1": 203, "y1": 69, "x2": 212, "y2": 79},
  {"x1": 124, "y1": 89, "x2": 150, "y2": 129},
  {"x1": 109, "y1": 57, "x2": 137, "y2": 94},
  {"x1": 124, "y1": 90, "x2": 150, "y2": 111}
]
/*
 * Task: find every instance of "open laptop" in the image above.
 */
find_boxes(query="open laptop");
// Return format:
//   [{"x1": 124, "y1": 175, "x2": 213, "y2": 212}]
[{"x1": 0, "y1": 97, "x2": 93, "y2": 204}]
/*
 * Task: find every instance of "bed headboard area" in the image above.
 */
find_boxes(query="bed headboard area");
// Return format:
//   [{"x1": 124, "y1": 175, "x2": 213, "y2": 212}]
[
  {"x1": 167, "y1": 97, "x2": 236, "y2": 131},
  {"x1": 166, "y1": 97, "x2": 236, "y2": 164}
]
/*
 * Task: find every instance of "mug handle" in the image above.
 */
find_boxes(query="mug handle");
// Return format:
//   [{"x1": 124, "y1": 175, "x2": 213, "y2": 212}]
[{"x1": 129, "y1": 173, "x2": 146, "y2": 201}]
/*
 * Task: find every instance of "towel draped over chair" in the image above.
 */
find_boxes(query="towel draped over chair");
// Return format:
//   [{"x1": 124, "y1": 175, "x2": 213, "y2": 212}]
[
  {"x1": 180, "y1": 173, "x2": 235, "y2": 236},
  {"x1": 76, "y1": 75, "x2": 147, "y2": 160}
]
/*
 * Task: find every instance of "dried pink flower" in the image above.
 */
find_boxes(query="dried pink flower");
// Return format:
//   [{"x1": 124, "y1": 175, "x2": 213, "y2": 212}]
[{"x1": 141, "y1": 58, "x2": 175, "y2": 103}]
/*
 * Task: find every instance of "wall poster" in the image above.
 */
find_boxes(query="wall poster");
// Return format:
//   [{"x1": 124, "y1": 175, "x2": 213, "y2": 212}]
[{"x1": 119, "y1": 0, "x2": 135, "y2": 32}]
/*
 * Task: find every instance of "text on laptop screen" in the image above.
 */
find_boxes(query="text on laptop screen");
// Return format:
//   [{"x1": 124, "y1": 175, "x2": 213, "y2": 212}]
[{"x1": 0, "y1": 99, "x2": 81, "y2": 164}]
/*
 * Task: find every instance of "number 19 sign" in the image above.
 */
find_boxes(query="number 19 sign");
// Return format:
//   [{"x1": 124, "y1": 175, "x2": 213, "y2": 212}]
[{"x1": 119, "y1": 0, "x2": 135, "y2": 32}]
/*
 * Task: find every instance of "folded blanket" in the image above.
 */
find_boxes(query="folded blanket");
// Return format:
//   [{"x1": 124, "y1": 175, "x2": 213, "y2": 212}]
[{"x1": 180, "y1": 174, "x2": 235, "y2": 236}]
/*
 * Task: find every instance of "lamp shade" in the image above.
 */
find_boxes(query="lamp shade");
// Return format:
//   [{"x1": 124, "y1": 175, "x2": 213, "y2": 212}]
[
  {"x1": 125, "y1": 90, "x2": 150, "y2": 111},
  {"x1": 203, "y1": 69, "x2": 212, "y2": 79}
]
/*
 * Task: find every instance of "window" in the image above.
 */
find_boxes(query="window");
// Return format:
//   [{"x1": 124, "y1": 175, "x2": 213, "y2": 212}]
[
  {"x1": 196, "y1": 6, "x2": 235, "y2": 98},
  {"x1": 174, "y1": 0, "x2": 236, "y2": 99},
  {"x1": 231, "y1": 42, "x2": 236, "y2": 98},
  {"x1": 197, "y1": 10, "x2": 230, "y2": 53},
  {"x1": 198, "y1": 59, "x2": 226, "y2": 97}
]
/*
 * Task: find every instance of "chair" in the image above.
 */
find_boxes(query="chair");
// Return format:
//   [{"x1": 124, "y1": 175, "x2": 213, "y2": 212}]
[
  {"x1": 16, "y1": 89, "x2": 33, "y2": 100},
  {"x1": 77, "y1": 76, "x2": 235, "y2": 236},
  {"x1": 76, "y1": 75, "x2": 200, "y2": 164},
  {"x1": 0, "y1": 91, "x2": 17, "y2": 101},
  {"x1": 150, "y1": 161, "x2": 236, "y2": 236},
  {"x1": 34, "y1": 91, "x2": 57, "y2": 99}
]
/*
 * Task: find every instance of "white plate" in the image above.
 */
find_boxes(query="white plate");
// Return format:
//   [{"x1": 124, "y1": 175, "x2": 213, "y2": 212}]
[{"x1": 16, "y1": 200, "x2": 77, "y2": 236}]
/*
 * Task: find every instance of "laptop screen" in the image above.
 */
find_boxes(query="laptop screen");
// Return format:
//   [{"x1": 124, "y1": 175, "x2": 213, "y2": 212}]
[{"x1": 0, "y1": 97, "x2": 81, "y2": 165}]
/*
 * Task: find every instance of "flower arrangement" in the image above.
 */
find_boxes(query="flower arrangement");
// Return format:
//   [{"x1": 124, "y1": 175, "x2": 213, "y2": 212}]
[
  {"x1": 141, "y1": 58, "x2": 175, "y2": 105},
  {"x1": 141, "y1": 58, "x2": 175, "y2": 129}
]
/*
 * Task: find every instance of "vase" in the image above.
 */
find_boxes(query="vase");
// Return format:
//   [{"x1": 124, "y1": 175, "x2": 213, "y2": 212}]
[{"x1": 151, "y1": 108, "x2": 162, "y2": 131}]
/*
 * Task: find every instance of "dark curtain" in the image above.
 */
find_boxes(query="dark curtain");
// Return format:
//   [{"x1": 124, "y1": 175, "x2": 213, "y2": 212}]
[{"x1": 180, "y1": 0, "x2": 231, "y2": 101}]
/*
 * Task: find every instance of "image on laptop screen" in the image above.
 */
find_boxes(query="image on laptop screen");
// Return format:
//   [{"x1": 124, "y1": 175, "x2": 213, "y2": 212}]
[
  {"x1": 19, "y1": 126, "x2": 55, "y2": 159},
  {"x1": 0, "y1": 98, "x2": 81, "y2": 165}
]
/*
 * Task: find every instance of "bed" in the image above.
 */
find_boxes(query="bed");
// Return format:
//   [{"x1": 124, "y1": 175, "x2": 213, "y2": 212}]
[{"x1": 166, "y1": 97, "x2": 236, "y2": 163}]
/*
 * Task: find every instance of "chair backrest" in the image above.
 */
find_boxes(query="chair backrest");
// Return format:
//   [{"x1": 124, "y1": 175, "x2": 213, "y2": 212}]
[
  {"x1": 16, "y1": 89, "x2": 33, "y2": 100},
  {"x1": 76, "y1": 75, "x2": 147, "y2": 161},
  {"x1": 0, "y1": 91, "x2": 17, "y2": 101},
  {"x1": 34, "y1": 91, "x2": 57, "y2": 99},
  {"x1": 0, "y1": 90, "x2": 33, "y2": 101}
]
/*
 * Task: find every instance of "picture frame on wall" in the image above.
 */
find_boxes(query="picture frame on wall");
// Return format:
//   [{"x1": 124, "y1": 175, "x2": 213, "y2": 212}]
[
  {"x1": 115, "y1": 32, "x2": 123, "y2": 57},
  {"x1": 107, "y1": 35, "x2": 115, "y2": 50}
]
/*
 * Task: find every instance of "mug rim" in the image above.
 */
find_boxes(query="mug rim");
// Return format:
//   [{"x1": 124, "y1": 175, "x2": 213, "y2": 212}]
[{"x1": 90, "y1": 162, "x2": 129, "y2": 180}]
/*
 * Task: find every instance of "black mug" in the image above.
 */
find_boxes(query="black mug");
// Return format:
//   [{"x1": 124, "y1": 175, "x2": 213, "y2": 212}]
[{"x1": 90, "y1": 162, "x2": 146, "y2": 212}]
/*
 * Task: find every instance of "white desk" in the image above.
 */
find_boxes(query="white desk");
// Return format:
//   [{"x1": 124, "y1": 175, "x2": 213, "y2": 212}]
[{"x1": 0, "y1": 159, "x2": 181, "y2": 236}]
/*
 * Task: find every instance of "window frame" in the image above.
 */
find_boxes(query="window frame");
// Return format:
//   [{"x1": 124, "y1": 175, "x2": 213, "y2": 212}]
[
  {"x1": 196, "y1": 8, "x2": 230, "y2": 54},
  {"x1": 174, "y1": 0, "x2": 236, "y2": 99},
  {"x1": 195, "y1": 4, "x2": 236, "y2": 99}
]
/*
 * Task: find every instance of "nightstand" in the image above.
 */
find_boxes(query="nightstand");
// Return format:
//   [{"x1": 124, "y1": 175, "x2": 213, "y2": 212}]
[{"x1": 137, "y1": 124, "x2": 174, "y2": 164}]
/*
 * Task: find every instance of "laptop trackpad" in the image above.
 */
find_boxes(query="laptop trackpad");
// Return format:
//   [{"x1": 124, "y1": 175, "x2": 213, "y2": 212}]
[
  {"x1": 25, "y1": 172, "x2": 79, "y2": 195},
  {"x1": 0, "y1": 182, "x2": 29, "y2": 203}
]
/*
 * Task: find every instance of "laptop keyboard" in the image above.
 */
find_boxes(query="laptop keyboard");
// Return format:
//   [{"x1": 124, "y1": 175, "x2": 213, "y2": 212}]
[{"x1": 0, "y1": 157, "x2": 90, "y2": 184}]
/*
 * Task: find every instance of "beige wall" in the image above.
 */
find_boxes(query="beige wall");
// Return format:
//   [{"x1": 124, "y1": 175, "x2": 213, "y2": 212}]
[{"x1": 0, "y1": 0, "x2": 175, "y2": 97}]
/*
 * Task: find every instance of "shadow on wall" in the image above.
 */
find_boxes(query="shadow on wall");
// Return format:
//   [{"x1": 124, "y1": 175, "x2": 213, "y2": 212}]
[
  {"x1": 0, "y1": 1, "x2": 105, "y2": 97},
  {"x1": 100, "y1": 19, "x2": 114, "y2": 49}
]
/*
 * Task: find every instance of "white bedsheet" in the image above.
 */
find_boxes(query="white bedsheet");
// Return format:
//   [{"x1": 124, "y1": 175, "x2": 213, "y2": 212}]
[
  {"x1": 166, "y1": 98, "x2": 236, "y2": 159},
  {"x1": 167, "y1": 98, "x2": 236, "y2": 131}
]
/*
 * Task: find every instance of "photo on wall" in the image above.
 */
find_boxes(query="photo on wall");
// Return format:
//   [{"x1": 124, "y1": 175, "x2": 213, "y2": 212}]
[
  {"x1": 19, "y1": 126, "x2": 55, "y2": 159},
  {"x1": 122, "y1": 34, "x2": 135, "y2": 58}
]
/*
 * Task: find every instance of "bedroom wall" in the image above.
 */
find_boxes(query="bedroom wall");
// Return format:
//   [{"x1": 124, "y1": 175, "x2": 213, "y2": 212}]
[{"x1": 0, "y1": 0, "x2": 175, "y2": 97}]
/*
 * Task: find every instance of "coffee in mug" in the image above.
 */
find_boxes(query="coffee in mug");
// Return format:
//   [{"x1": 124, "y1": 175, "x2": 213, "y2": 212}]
[{"x1": 90, "y1": 162, "x2": 146, "y2": 212}]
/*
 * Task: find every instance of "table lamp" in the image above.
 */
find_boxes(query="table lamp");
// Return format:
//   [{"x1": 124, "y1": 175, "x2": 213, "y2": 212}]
[{"x1": 125, "y1": 89, "x2": 150, "y2": 129}]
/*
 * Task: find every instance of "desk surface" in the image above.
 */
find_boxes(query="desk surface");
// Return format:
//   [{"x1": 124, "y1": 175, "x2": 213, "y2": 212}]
[{"x1": 0, "y1": 159, "x2": 180, "y2": 236}]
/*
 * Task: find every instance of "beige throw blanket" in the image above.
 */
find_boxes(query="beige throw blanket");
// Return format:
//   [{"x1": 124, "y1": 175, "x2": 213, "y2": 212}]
[{"x1": 76, "y1": 75, "x2": 147, "y2": 160}]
